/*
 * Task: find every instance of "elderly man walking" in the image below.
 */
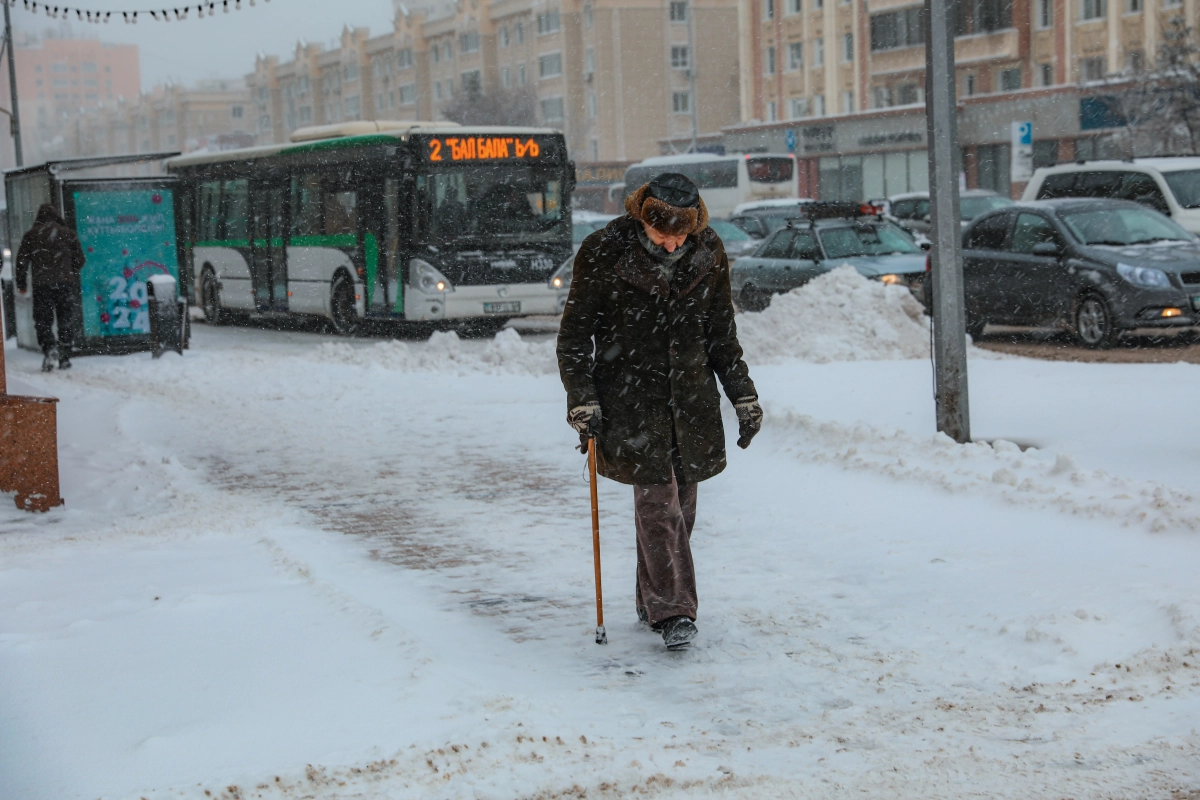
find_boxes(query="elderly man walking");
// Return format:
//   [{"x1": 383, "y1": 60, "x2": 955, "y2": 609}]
[
  {"x1": 16, "y1": 204, "x2": 86, "y2": 372},
  {"x1": 557, "y1": 173, "x2": 762, "y2": 650}
]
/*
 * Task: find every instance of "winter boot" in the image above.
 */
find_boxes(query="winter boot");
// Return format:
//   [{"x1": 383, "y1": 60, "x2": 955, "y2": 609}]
[
  {"x1": 41, "y1": 347, "x2": 58, "y2": 373},
  {"x1": 58, "y1": 350, "x2": 72, "y2": 370},
  {"x1": 637, "y1": 607, "x2": 663, "y2": 631},
  {"x1": 660, "y1": 616, "x2": 697, "y2": 650}
]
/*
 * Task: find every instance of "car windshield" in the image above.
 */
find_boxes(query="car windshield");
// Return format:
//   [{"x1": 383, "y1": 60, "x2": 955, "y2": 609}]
[
  {"x1": 414, "y1": 166, "x2": 566, "y2": 243},
  {"x1": 752, "y1": 213, "x2": 804, "y2": 235},
  {"x1": 1060, "y1": 206, "x2": 1194, "y2": 246},
  {"x1": 819, "y1": 222, "x2": 921, "y2": 258},
  {"x1": 1163, "y1": 169, "x2": 1200, "y2": 209},
  {"x1": 707, "y1": 219, "x2": 750, "y2": 242},
  {"x1": 960, "y1": 195, "x2": 1014, "y2": 220},
  {"x1": 573, "y1": 221, "x2": 607, "y2": 244}
]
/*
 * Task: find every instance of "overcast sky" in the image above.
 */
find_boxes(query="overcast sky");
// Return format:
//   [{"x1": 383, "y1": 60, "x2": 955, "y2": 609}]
[{"x1": 10, "y1": 0, "x2": 434, "y2": 89}]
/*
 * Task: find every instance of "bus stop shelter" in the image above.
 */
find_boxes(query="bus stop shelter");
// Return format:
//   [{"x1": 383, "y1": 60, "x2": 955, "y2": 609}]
[{"x1": 5, "y1": 152, "x2": 187, "y2": 356}]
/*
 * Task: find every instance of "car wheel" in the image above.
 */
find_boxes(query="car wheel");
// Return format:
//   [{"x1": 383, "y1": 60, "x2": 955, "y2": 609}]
[
  {"x1": 1074, "y1": 293, "x2": 1117, "y2": 349},
  {"x1": 329, "y1": 274, "x2": 360, "y2": 336},
  {"x1": 201, "y1": 269, "x2": 225, "y2": 325},
  {"x1": 738, "y1": 283, "x2": 771, "y2": 313},
  {"x1": 966, "y1": 317, "x2": 986, "y2": 340}
]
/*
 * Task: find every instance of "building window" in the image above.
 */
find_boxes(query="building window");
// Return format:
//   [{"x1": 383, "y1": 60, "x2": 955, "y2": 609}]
[
  {"x1": 434, "y1": 82, "x2": 443, "y2": 101},
  {"x1": 1081, "y1": 0, "x2": 1105, "y2": 19},
  {"x1": 873, "y1": 86, "x2": 893, "y2": 108},
  {"x1": 81, "y1": 62, "x2": 97, "y2": 73},
  {"x1": 539, "y1": 52, "x2": 563, "y2": 78},
  {"x1": 964, "y1": 73, "x2": 977, "y2": 95},
  {"x1": 541, "y1": 96, "x2": 565, "y2": 121},
  {"x1": 955, "y1": 0, "x2": 1013, "y2": 33},
  {"x1": 462, "y1": 70, "x2": 481, "y2": 93},
  {"x1": 444, "y1": 42, "x2": 453, "y2": 60},
  {"x1": 765, "y1": 0, "x2": 775, "y2": 18},
  {"x1": 591, "y1": 139, "x2": 600, "y2": 161},
  {"x1": 344, "y1": 95, "x2": 361, "y2": 119},
  {"x1": 1037, "y1": 0, "x2": 1052, "y2": 27},
  {"x1": 788, "y1": 0, "x2": 802, "y2": 13},
  {"x1": 842, "y1": 90, "x2": 854, "y2": 112},
  {"x1": 1126, "y1": 0, "x2": 1141, "y2": 9},
  {"x1": 765, "y1": 46, "x2": 776, "y2": 74},
  {"x1": 499, "y1": 26, "x2": 510, "y2": 47},
  {"x1": 1126, "y1": 49, "x2": 1144, "y2": 72},
  {"x1": 999, "y1": 67, "x2": 1021, "y2": 90},
  {"x1": 1163, "y1": 0, "x2": 1182, "y2": 6},
  {"x1": 767, "y1": 101, "x2": 778, "y2": 121},
  {"x1": 586, "y1": 48, "x2": 595, "y2": 74},
  {"x1": 787, "y1": 42, "x2": 804, "y2": 70},
  {"x1": 516, "y1": 21, "x2": 526, "y2": 42},
  {"x1": 584, "y1": 2, "x2": 593, "y2": 27},
  {"x1": 518, "y1": 64, "x2": 527, "y2": 85},
  {"x1": 815, "y1": 0, "x2": 823, "y2": 8},
  {"x1": 813, "y1": 37, "x2": 824, "y2": 66},
  {"x1": 673, "y1": 91, "x2": 692, "y2": 113},
  {"x1": 537, "y1": 10, "x2": 561, "y2": 34},
  {"x1": 671, "y1": 46, "x2": 690, "y2": 69},
  {"x1": 1081, "y1": 55, "x2": 1107, "y2": 80},
  {"x1": 897, "y1": 83, "x2": 921, "y2": 104},
  {"x1": 460, "y1": 31, "x2": 480, "y2": 53},
  {"x1": 670, "y1": 1, "x2": 688, "y2": 22},
  {"x1": 399, "y1": 84, "x2": 416, "y2": 105},
  {"x1": 843, "y1": 34, "x2": 853, "y2": 62},
  {"x1": 432, "y1": 45, "x2": 440, "y2": 64},
  {"x1": 1040, "y1": 62, "x2": 1054, "y2": 85},
  {"x1": 231, "y1": 105, "x2": 244, "y2": 119},
  {"x1": 789, "y1": 97, "x2": 809, "y2": 117},
  {"x1": 501, "y1": 67, "x2": 512, "y2": 87},
  {"x1": 588, "y1": 91, "x2": 598, "y2": 117},
  {"x1": 870, "y1": 7, "x2": 926, "y2": 51}
]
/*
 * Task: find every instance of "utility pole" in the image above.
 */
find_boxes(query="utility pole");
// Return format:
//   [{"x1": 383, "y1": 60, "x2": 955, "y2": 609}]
[
  {"x1": 686, "y1": 0, "x2": 698, "y2": 153},
  {"x1": 3, "y1": 0, "x2": 21, "y2": 166},
  {"x1": 923, "y1": 0, "x2": 969, "y2": 442}
]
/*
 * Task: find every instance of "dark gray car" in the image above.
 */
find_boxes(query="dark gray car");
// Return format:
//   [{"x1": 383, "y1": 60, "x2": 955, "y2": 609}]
[{"x1": 958, "y1": 198, "x2": 1200, "y2": 347}]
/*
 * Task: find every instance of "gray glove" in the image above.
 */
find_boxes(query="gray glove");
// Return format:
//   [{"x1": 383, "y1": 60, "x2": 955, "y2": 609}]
[
  {"x1": 734, "y1": 396, "x2": 762, "y2": 449},
  {"x1": 567, "y1": 403, "x2": 601, "y2": 435}
]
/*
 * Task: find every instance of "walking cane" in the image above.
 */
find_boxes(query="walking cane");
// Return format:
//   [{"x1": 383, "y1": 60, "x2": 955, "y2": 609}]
[{"x1": 587, "y1": 429, "x2": 607, "y2": 645}]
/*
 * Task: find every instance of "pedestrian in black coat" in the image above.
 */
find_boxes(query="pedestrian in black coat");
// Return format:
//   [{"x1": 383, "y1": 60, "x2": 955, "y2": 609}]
[
  {"x1": 16, "y1": 204, "x2": 86, "y2": 371},
  {"x1": 557, "y1": 173, "x2": 763, "y2": 650}
]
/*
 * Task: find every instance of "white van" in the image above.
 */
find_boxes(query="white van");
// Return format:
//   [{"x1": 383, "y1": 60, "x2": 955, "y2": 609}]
[
  {"x1": 623, "y1": 153, "x2": 798, "y2": 219},
  {"x1": 1021, "y1": 158, "x2": 1200, "y2": 234}
]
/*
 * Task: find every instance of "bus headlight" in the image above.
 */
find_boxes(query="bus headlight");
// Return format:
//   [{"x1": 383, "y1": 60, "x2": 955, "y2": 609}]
[
  {"x1": 548, "y1": 255, "x2": 574, "y2": 290},
  {"x1": 410, "y1": 258, "x2": 454, "y2": 293}
]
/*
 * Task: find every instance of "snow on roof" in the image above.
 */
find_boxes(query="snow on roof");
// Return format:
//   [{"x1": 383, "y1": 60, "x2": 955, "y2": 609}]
[
  {"x1": 1041, "y1": 157, "x2": 1200, "y2": 174},
  {"x1": 732, "y1": 198, "x2": 815, "y2": 215}
]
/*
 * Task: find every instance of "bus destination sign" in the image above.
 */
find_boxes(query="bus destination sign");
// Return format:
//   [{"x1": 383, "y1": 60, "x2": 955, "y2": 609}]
[{"x1": 423, "y1": 136, "x2": 547, "y2": 162}]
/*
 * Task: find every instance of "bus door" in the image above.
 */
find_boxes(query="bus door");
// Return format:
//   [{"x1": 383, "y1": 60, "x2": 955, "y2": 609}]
[
  {"x1": 250, "y1": 180, "x2": 288, "y2": 311},
  {"x1": 358, "y1": 176, "x2": 404, "y2": 316}
]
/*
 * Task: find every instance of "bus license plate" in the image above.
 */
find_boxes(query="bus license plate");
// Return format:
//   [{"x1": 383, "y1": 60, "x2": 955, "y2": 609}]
[{"x1": 484, "y1": 301, "x2": 521, "y2": 314}]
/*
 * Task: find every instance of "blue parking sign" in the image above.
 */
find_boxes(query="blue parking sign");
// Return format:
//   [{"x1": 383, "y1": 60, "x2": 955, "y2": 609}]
[
  {"x1": 785, "y1": 129, "x2": 797, "y2": 152},
  {"x1": 1015, "y1": 121, "x2": 1033, "y2": 146}
]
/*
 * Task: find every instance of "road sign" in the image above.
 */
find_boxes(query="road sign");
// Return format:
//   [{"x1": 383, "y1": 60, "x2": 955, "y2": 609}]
[
  {"x1": 785, "y1": 129, "x2": 797, "y2": 153},
  {"x1": 1011, "y1": 121, "x2": 1034, "y2": 182}
]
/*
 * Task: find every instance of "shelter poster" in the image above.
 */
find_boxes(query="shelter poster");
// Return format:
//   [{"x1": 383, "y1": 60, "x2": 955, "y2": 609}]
[{"x1": 73, "y1": 188, "x2": 179, "y2": 339}]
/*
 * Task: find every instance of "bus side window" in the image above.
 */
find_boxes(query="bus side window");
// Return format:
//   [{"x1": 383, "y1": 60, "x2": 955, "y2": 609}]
[
  {"x1": 291, "y1": 174, "x2": 324, "y2": 237},
  {"x1": 222, "y1": 180, "x2": 249, "y2": 242},
  {"x1": 324, "y1": 190, "x2": 358, "y2": 236},
  {"x1": 199, "y1": 181, "x2": 221, "y2": 241}
]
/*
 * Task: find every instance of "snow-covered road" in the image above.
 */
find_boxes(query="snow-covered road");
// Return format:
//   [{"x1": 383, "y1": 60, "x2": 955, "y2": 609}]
[{"x1": 2, "y1": 297, "x2": 1199, "y2": 798}]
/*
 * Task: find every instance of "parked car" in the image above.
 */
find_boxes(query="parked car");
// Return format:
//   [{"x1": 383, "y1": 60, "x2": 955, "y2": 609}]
[
  {"x1": 730, "y1": 203, "x2": 927, "y2": 312},
  {"x1": 887, "y1": 189, "x2": 1014, "y2": 237},
  {"x1": 955, "y1": 198, "x2": 1200, "y2": 347},
  {"x1": 729, "y1": 203, "x2": 817, "y2": 240},
  {"x1": 1021, "y1": 158, "x2": 1200, "y2": 234},
  {"x1": 572, "y1": 210, "x2": 617, "y2": 252},
  {"x1": 731, "y1": 198, "x2": 815, "y2": 217},
  {"x1": 708, "y1": 218, "x2": 760, "y2": 258}
]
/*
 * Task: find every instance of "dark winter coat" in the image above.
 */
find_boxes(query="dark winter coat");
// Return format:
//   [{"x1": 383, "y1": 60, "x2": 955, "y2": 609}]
[
  {"x1": 557, "y1": 215, "x2": 756, "y2": 486},
  {"x1": 15, "y1": 204, "x2": 86, "y2": 292}
]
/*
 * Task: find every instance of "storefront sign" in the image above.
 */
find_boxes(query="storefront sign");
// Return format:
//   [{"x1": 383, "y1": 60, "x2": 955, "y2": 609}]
[
  {"x1": 800, "y1": 125, "x2": 835, "y2": 153},
  {"x1": 575, "y1": 163, "x2": 630, "y2": 185},
  {"x1": 1011, "y1": 121, "x2": 1034, "y2": 182},
  {"x1": 857, "y1": 131, "x2": 924, "y2": 148},
  {"x1": 74, "y1": 188, "x2": 179, "y2": 339}
]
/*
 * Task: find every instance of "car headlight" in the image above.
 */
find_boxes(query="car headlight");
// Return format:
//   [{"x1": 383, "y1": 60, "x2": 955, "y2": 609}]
[
  {"x1": 879, "y1": 273, "x2": 902, "y2": 285},
  {"x1": 1117, "y1": 262, "x2": 1171, "y2": 289},
  {"x1": 410, "y1": 258, "x2": 454, "y2": 293},
  {"x1": 548, "y1": 255, "x2": 574, "y2": 290}
]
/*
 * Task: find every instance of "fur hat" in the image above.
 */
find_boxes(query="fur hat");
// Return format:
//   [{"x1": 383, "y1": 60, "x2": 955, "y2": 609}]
[{"x1": 625, "y1": 172, "x2": 709, "y2": 236}]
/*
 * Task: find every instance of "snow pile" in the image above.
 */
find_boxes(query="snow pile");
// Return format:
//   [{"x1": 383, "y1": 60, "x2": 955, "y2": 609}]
[
  {"x1": 737, "y1": 265, "x2": 933, "y2": 364},
  {"x1": 308, "y1": 327, "x2": 559, "y2": 375},
  {"x1": 772, "y1": 409, "x2": 1200, "y2": 539}
]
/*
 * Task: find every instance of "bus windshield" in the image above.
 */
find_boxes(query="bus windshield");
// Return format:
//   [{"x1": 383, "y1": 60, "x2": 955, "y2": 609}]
[{"x1": 415, "y1": 166, "x2": 565, "y2": 244}]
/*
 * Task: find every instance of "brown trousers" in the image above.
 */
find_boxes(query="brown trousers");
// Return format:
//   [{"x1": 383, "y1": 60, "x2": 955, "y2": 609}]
[{"x1": 633, "y1": 472, "x2": 699, "y2": 625}]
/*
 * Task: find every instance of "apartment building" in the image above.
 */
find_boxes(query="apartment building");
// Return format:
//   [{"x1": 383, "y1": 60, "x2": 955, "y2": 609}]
[
  {"x1": 243, "y1": 1, "x2": 743, "y2": 169},
  {"x1": 730, "y1": 0, "x2": 1200, "y2": 199}
]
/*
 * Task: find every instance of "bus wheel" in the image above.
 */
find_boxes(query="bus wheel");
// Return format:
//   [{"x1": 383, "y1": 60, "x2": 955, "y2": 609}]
[
  {"x1": 201, "y1": 269, "x2": 226, "y2": 325},
  {"x1": 329, "y1": 275, "x2": 360, "y2": 336}
]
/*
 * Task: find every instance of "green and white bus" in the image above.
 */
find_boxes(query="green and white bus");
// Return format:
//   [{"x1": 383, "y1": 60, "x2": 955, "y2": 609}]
[{"x1": 166, "y1": 121, "x2": 575, "y2": 334}]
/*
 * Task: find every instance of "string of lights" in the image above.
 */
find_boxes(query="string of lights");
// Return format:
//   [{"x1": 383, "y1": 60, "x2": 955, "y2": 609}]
[{"x1": 5, "y1": 0, "x2": 270, "y2": 23}]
